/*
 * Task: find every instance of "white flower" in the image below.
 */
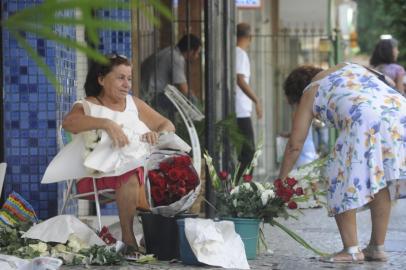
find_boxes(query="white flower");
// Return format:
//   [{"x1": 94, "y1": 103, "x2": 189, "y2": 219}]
[
  {"x1": 29, "y1": 242, "x2": 48, "y2": 253},
  {"x1": 261, "y1": 189, "x2": 275, "y2": 206},
  {"x1": 83, "y1": 130, "x2": 101, "y2": 146},
  {"x1": 54, "y1": 244, "x2": 67, "y2": 253},
  {"x1": 230, "y1": 186, "x2": 240, "y2": 195},
  {"x1": 67, "y1": 234, "x2": 88, "y2": 253},
  {"x1": 254, "y1": 182, "x2": 265, "y2": 192}
]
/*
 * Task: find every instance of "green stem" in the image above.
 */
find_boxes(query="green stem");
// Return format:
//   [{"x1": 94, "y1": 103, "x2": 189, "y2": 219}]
[{"x1": 270, "y1": 219, "x2": 330, "y2": 257}]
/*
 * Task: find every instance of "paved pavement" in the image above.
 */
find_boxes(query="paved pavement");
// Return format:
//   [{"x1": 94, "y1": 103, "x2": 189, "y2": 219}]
[{"x1": 62, "y1": 200, "x2": 406, "y2": 270}]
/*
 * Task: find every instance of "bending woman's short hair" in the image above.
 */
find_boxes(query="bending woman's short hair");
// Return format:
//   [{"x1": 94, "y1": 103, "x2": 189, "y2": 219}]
[
  {"x1": 283, "y1": 65, "x2": 323, "y2": 105},
  {"x1": 370, "y1": 38, "x2": 398, "y2": 67},
  {"x1": 84, "y1": 54, "x2": 131, "y2": 97}
]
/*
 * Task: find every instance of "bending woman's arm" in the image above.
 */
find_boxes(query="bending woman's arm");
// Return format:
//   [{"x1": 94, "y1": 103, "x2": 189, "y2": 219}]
[{"x1": 278, "y1": 85, "x2": 316, "y2": 179}]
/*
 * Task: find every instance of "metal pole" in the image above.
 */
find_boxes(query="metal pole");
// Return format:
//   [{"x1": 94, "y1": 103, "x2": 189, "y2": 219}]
[{"x1": 204, "y1": 0, "x2": 215, "y2": 218}]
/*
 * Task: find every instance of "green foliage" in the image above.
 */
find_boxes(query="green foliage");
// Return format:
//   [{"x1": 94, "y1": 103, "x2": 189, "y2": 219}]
[
  {"x1": 356, "y1": 0, "x2": 391, "y2": 55},
  {"x1": 1, "y1": 0, "x2": 172, "y2": 93},
  {"x1": 380, "y1": 0, "x2": 406, "y2": 67},
  {"x1": 357, "y1": 0, "x2": 406, "y2": 67}
]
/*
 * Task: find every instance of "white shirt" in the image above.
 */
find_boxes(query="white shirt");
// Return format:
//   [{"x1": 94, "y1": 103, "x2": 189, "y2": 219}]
[{"x1": 235, "y1": 46, "x2": 252, "y2": 118}]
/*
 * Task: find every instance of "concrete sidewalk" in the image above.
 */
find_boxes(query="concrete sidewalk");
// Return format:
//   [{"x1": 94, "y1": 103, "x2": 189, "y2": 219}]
[{"x1": 62, "y1": 200, "x2": 406, "y2": 270}]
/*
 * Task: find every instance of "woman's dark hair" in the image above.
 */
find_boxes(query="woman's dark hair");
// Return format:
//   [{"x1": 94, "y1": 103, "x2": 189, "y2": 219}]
[
  {"x1": 176, "y1": 34, "x2": 201, "y2": 53},
  {"x1": 283, "y1": 65, "x2": 323, "y2": 105},
  {"x1": 370, "y1": 38, "x2": 398, "y2": 66},
  {"x1": 84, "y1": 53, "x2": 131, "y2": 97}
]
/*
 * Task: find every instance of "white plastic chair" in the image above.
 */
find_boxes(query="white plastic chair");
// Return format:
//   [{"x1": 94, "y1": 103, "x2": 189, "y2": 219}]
[{"x1": 58, "y1": 126, "x2": 114, "y2": 231}]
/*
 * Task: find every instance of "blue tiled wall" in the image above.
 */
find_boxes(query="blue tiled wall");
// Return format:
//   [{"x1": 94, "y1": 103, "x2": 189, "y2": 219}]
[
  {"x1": 2, "y1": 0, "x2": 76, "y2": 219},
  {"x1": 96, "y1": 6, "x2": 132, "y2": 215}
]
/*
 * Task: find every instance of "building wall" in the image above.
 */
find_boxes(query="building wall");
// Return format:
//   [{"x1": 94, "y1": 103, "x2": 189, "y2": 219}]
[{"x1": 2, "y1": 0, "x2": 76, "y2": 219}]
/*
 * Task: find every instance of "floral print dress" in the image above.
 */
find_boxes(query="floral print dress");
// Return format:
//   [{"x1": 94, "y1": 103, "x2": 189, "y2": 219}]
[{"x1": 305, "y1": 63, "x2": 406, "y2": 216}]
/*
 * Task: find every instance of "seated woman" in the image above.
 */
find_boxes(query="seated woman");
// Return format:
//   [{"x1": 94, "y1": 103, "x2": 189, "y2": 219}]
[{"x1": 62, "y1": 53, "x2": 175, "y2": 253}]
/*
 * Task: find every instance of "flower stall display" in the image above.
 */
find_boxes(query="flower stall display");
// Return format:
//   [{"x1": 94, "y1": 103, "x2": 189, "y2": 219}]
[
  {"x1": 288, "y1": 156, "x2": 328, "y2": 208},
  {"x1": 204, "y1": 143, "x2": 328, "y2": 258}
]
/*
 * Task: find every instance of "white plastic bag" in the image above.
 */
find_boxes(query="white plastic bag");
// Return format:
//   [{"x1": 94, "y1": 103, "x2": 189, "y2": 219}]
[{"x1": 184, "y1": 218, "x2": 249, "y2": 269}]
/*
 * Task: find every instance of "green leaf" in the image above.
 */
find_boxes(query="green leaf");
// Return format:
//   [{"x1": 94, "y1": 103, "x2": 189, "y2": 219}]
[{"x1": 270, "y1": 219, "x2": 330, "y2": 256}]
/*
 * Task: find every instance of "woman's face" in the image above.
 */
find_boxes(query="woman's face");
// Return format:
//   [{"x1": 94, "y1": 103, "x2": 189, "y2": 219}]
[
  {"x1": 393, "y1": 46, "x2": 399, "y2": 61},
  {"x1": 98, "y1": 64, "x2": 132, "y2": 100}
]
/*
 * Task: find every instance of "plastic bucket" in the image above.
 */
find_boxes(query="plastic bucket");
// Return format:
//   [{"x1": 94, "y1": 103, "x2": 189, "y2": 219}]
[
  {"x1": 223, "y1": 217, "x2": 260, "y2": 259},
  {"x1": 139, "y1": 213, "x2": 196, "y2": 260},
  {"x1": 176, "y1": 219, "x2": 203, "y2": 265}
]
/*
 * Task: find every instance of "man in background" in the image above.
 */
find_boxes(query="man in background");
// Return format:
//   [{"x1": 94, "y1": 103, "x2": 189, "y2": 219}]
[
  {"x1": 235, "y1": 23, "x2": 263, "y2": 177},
  {"x1": 141, "y1": 34, "x2": 201, "y2": 119}
]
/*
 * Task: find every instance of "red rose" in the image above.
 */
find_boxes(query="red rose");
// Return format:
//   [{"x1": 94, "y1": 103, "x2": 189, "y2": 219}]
[
  {"x1": 148, "y1": 170, "x2": 161, "y2": 180},
  {"x1": 288, "y1": 201, "x2": 298, "y2": 209},
  {"x1": 243, "y1": 174, "x2": 253, "y2": 182},
  {"x1": 151, "y1": 186, "x2": 165, "y2": 203},
  {"x1": 286, "y1": 177, "x2": 298, "y2": 187},
  {"x1": 169, "y1": 184, "x2": 178, "y2": 194},
  {"x1": 274, "y1": 178, "x2": 283, "y2": 189},
  {"x1": 179, "y1": 180, "x2": 186, "y2": 188},
  {"x1": 168, "y1": 168, "x2": 181, "y2": 181},
  {"x1": 174, "y1": 156, "x2": 191, "y2": 167},
  {"x1": 283, "y1": 188, "x2": 295, "y2": 200},
  {"x1": 159, "y1": 162, "x2": 172, "y2": 172},
  {"x1": 177, "y1": 187, "x2": 187, "y2": 197},
  {"x1": 295, "y1": 187, "x2": 304, "y2": 196},
  {"x1": 179, "y1": 169, "x2": 190, "y2": 181},
  {"x1": 219, "y1": 171, "x2": 229, "y2": 181},
  {"x1": 185, "y1": 171, "x2": 198, "y2": 185},
  {"x1": 276, "y1": 188, "x2": 285, "y2": 198}
]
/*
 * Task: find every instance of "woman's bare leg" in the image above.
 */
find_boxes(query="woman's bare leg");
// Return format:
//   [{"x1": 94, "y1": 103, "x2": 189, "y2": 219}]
[
  {"x1": 335, "y1": 209, "x2": 359, "y2": 248},
  {"x1": 368, "y1": 187, "x2": 391, "y2": 246},
  {"x1": 115, "y1": 174, "x2": 140, "y2": 247}
]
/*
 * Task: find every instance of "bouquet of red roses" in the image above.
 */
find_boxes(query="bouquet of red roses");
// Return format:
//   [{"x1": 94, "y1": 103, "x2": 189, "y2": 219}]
[
  {"x1": 148, "y1": 155, "x2": 198, "y2": 206},
  {"x1": 146, "y1": 150, "x2": 200, "y2": 216}
]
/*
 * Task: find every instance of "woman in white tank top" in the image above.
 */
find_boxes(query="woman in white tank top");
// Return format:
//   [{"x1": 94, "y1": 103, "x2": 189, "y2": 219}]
[{"x1": 62, "y1": 54, "x2": 175, "y2": 254}]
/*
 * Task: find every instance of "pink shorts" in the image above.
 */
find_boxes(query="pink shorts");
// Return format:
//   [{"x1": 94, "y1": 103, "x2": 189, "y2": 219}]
[{"x1": 76, "y1": 167, "x2": 144, "y2": 200}]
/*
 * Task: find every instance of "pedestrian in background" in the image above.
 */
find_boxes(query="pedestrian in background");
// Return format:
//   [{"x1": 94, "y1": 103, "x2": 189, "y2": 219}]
[
  {"x1": 141, "y1": 34, "x2": 202, "y2": 119},
  {"x1": 370, "y1": 38, "x2": 405, "y2": 95},
  {"x1": 235, "y1": 23, "x2": 263, "y2": 178}
]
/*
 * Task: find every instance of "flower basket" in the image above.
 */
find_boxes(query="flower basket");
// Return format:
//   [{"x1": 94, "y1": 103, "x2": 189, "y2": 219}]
[{"x1": 145, "y1": 150, "x2": 201, "y2": 217}]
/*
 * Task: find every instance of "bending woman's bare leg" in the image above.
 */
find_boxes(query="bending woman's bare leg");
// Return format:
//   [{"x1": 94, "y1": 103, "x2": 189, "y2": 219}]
[
  {"x1": 115, "y1": 174, "x2": 140, "y2": 247},
  {"x1": 335, "y1": 208, "x2": 359, "y2": 248},
  {"x1": 368, "y1": 187, "x2": 391, "y2": 246}
]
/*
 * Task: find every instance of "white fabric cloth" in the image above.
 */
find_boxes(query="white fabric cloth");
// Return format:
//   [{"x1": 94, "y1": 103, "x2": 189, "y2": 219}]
[
  {"x1": 184, "y1": 218, "x2": 249, "y2": 269},
  {"x1": 235, "y1": 46, "x2": 252, "y2": 118},
  {"x1": 22, "y1": 215, "x2": 105, "y2": 246},
  {"x1": 42, "y1": 96, "x2": 151, "y2": 183}
]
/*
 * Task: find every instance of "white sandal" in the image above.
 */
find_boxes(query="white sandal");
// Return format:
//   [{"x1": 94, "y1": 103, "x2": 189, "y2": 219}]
[
  {"x1": 362, "y1": 245, "x2": 387, "y2": 262},
  {"x1": 320, "y1": 246, "x2": 364, "y2": 263}
]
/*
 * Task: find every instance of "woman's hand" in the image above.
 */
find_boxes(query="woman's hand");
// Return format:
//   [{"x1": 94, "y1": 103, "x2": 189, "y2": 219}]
[
  {"x1": 102, "y1": 119, "x2": 130, "y2": 148},
  {"x1": 141, "y1": 131, "x2": 159, "y2": 145}
]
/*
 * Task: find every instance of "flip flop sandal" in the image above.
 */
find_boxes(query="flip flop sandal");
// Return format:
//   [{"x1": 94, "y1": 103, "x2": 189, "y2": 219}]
[
  {"x1": 320, "y1": 246, "x2": 365, "y2": 263},
  {"x1": 362, "y1": 245, "x2": 388, "y2": 262}
]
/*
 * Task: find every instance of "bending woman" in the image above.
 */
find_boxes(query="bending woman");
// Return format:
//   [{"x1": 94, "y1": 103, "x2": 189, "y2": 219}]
[
  {"x1": 279, "y1": 63, "x2": 406, "y2": 263},
  {"x1": 62, "y1": 54, "x2": 175, "y2": 252}
]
